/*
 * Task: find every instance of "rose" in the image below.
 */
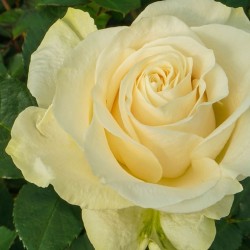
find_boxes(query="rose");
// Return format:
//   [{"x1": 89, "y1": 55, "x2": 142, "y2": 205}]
[{"x1": 6, "y1": 0, "x2": 250, "y2": 249}]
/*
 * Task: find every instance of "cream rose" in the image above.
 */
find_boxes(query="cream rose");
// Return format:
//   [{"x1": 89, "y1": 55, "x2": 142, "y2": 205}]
[{"x1": 6, "y1": 0, "x2": 250, "y2": 249}]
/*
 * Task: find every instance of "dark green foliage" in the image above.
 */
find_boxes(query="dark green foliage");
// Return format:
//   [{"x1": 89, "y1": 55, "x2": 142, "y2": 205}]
[
  {"x1": 13, "y1": 184, "x2": 83, "y2": 250},
  {"x1": 94, "y1": 0, "x2": 140, "y2": 15},
  {"x1": 0, "y1": 227, "x2": 16, "y2": 250}
]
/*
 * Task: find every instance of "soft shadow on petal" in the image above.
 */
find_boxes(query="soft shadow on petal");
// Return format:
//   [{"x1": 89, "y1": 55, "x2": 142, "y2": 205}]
[
  {"x1": 192, "y1": 97, "x2": 250, "y2": 161},
  {"x1": 193, "y1": 24, "x2": 250, "y2": 114},
  {"x1": 129, "y1": 120, "x2": 202, "y2": 178},
  {"x1": 6, "y1": 107, "x2": 131, "y2": 210},
  {"x1": 28, "y1": 8, "x2": 96, "y2": 108},
  {"x1": 220, "y1": 109, "x2": 250, "y2": 178},
  {"x1": 95, "y1": 15, "x2": 200, "y2": 111},
  {"x1": 84, "y1": 118, "x2": 241, "y2": 213},
  {"x1": 86, "y1": 114, "x2": 163, "y2": 183},
  {"x1": 203, "y1": 195, "x2": 234, "y2": 220},
  {"x1": 134, "y1": 0, "x2": 250, "y2": 32}
]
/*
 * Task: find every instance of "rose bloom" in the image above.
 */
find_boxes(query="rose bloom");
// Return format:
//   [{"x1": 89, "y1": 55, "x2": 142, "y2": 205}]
[{"x1": 6, "y1": 0, "x2": 250, "y2": 249}]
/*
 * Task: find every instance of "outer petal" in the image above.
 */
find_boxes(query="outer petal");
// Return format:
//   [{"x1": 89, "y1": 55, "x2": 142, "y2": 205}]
[
  {"x1": 82, "y1": 207, "x2": 147, "y2": 250},
  {"x1": 193, "y1": 24, "x2": 250, "y2": 114},
  {"x1": 192, "y1": 24, "x2": 250, "y2": 160},
  {"x1": 85, "y1": 116, "x2": 242, "y2": 213},
  {"x1": 28, "y1": 8, "x2": 96, "y2": 108},
  {"x1": 221, "y1": 109, "x2": 250, "y2": 178},
  {"x1": 52, "y1": 26, "x2": 126, "y2": 144},
  {"x1": 83, "y1": 207, "x2": 215, "y2": 250},
  {"x1": 160, "y1": 213, "x2": 216, "y2": 250},
  {"x1": 5, "y1": 107, "x2": 131, "y2": 209},
  {"x1": 134, "y1": 0, "x2": 250, "y2": 31},
  {"x1": 82, "y1": 208, "x2": 176, "y2": 250},
  {"x1": 203, "y1": 195, "x2": 234, "y2": 220}
]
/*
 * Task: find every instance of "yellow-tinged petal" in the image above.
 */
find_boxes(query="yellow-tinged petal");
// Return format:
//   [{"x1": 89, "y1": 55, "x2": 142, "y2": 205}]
[
  {"x1": 82, "y1": 207, "x2": 146, "y2": 250},
  {"x1": 203, "y1": 195, "x2": 234, "y2": 220},
  {"x1": 94, "y1": 15, "x2": 200, "y2": 111},
  {"x1": 160, "y1": 213, "x2": 216, "y2": 250},
  {"x1": 130, "y1": 120, "x2": 202, "y2": 178},
  {"x1": 221, "y1": 109, "x2": 250, "y2": 178},
  {"x1": 84, "y1": 114, "x2": 242, "y2": 213},
  {"x1": 6, "y1": 107, "x2": 131, "y2": 209},
  {"x1": 193, "y1": 24, "x2": 250, "y2": 114},
  {"x1": 192, "y1": 98, "x2": 250, "y2": 161},
  {"x1": 52, "y1": 27, "x2": 126, "y2": 144},
  {"x1": 82, "y1": 208, "x2": 176, "y2": 250},
  {"x1": 83, "y1": 207, "x2": 216, "y2": 250},
  {"x1": 134, "y1": 0, "x2": 250, "y2": 32},
  {"x1": 87, "y1": 114, "x2": 163, "y2": 183},
  {"x1": 28, "y1": 8, "x2": 96, "y2": 108}
]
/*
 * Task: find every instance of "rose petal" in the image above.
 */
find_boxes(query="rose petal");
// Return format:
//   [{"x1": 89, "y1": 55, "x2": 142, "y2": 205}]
[
  {"x1": 131, "y1": 84, "x2": 198, "y2": 125},
  {"x1": 6, "y1": 107, "x2": 131, "y2": 209},
  {"x1": 28, "y1": 8, "x2": 96, "y2": 108},
  {"x1": 192, "y1": 96, "x2": 250, "y2": 161},
  {"x1": 203, "y1": 195, "x2": 234, "y2": 220},
  {"x1": 221, "y1": 109, "x2": 250, "y2": 178},
  {"x1": 193, "y1": 24, "x2": 250, "y2": 113},
  {"x1": 52, "y1": 27, "x2": 126, "y2": 144},
  {"x1": 95, "y1": 15, "x2": 200, "y2": 112},
  {"x1": 165, "y1": 104, "x2": 216, "y2": 137},
  {"x1": 160, "y1": 213, "x2": 216, "y2": 250},
  {"x1": 84, "y1": 119, "x2": 241, "y2": 213},
  {"x1": 134, "y1": 0, "x2": 250, "y2": 32},
  {"x1": 87, "y1": 113, "x2": 163, "y2": 183},
  {"x1": 191, "y1": 25, "x2": 250, "y2": 159},
  {"x1": 204, "y1": 63, "x2": 229, "y2": 103},
  {"x1": 82, "y1": 207, "x2": 146, "y2": 250},
  {"x1": 83, "y1": 208, "x2": 216, "y2": 250},
  {"x1": 162, "y1": 161, "x2": 242, "y2": 213},
  {"x1": 128, "y1": 120, "x2": 202, "y2": 178}
]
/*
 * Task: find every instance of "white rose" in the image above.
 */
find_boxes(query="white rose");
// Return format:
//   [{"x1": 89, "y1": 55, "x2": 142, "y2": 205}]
[{"x1": 6, "y1": 0, "x2": 250, "y2": 249}]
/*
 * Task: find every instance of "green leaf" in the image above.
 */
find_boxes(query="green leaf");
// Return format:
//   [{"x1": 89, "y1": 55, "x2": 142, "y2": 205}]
[
  {"x1": 37, "y1": 0, "x2": 89, "y2": 7},
  {"x1": 6, "y1": 53, "x2": 24, "y2": 78},
  {"x1": 68, "y1": 234, "x2": 94, "y2": 250},
  {"x1": 14, "y1": 184, "x2": 83, "y2": 250},
  {"x1": 216, "y1": 0, "x2": 250, "y2": 8},
  {"x1": 10, "y1": 237, "x2": 25, "y2": 250},
  {"x1": 0, "y1": 9, "x2": 23, "y2": 26},
  {"x1": 0, "y1": 55, "x2": 7, "y2": 77},
  {"x1": 0, "y1": 25, "x2": 11, "y2": 37},
  {"x1": 0, "y1": 76, "x2": 35, "y2": 136},
  {"x1": 94, "y1": 0, "x2": 140, "y2": 15},
  {"x1": 210, "y1": 219, "x2": 242, "y2": 250},
  {"x1": 94, "y1": 12, "x2": 110, "y2": 29},
  {"x1": 240, "y1": 237, "x2": 250, "y2": 250},
  {"x1": 0, "y1": 76, "x2": 35, "y2": 179},
  {"x1": 0, "y1": 226, "x2": 16, "y2": 250},
  {"x1": 211, "y1": 178, "x2": 250, "y2": 249},
  {"x1": 230, "y1": 178, "x2": 250, "y2": 219},
  {"x1": 81, "y1": 2, "x2": 111, "y2": 29},
  {"x1": 22, "y1": 7, "x2": 66, "y2": 71},
  {"x1": 0, "y1": 181, "x2": 14, "y2": 229}
]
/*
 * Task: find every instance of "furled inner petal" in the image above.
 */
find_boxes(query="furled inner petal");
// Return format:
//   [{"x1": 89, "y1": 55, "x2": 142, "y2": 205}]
[
  {"x1": 84, "y1": 120, "x2": 242, "y2": 212},
  {"x1": 93, "y1": 16, "x2": 231, "y2": 187},
  {"x1": 91, "y1": 97, "x2": 163, "y2": 183}
]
